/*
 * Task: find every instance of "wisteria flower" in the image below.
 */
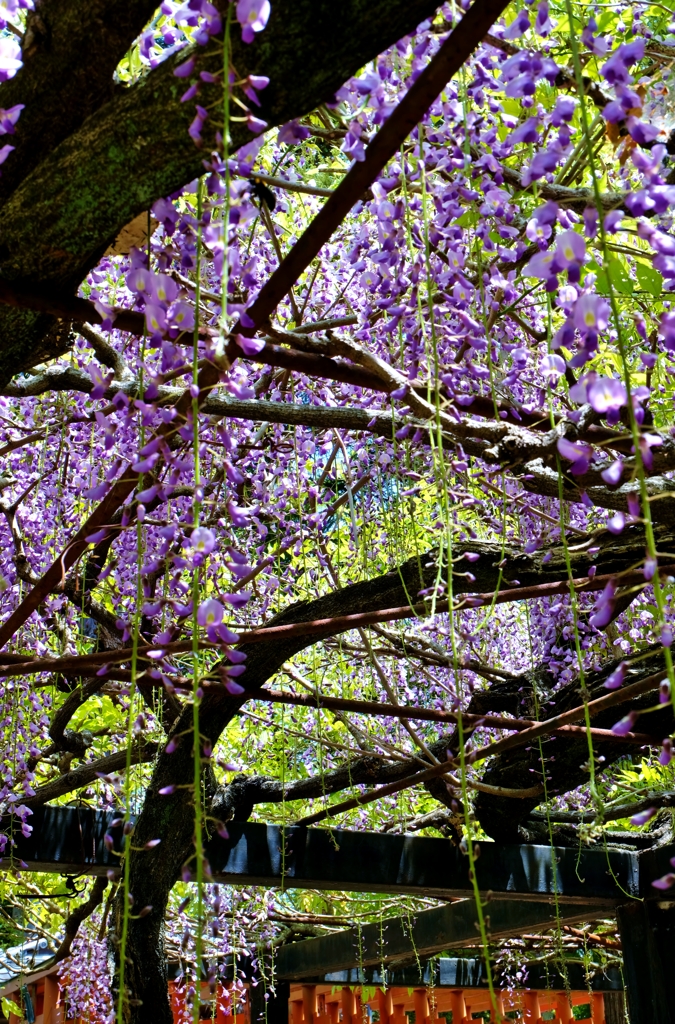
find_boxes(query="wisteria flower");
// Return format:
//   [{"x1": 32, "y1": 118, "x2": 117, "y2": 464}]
[
  {"x1": 601, "y1": 39, "x2": 645, "y2": 87},
  {"x1": 145, "y1": 304, "x2": 167, "y2": 341},
  {"x1": 539, "y1": 353, "x2": 565, "y2": 382},
  {"x1": 631, "y1": 807, "x2": 656, "y2": 826},
  {"x1": 188, "y1": 105, "x2": 208, "y2": 146},
  {"x1": 168, "y1": 301, "x2": 195, "y2": 332},
  {"x1": 583, "y1": 21, "x2": 611, "y2": 56},
  {"x1": 0, "y1": 103, "x2": 23, "y2": 135},
  {"x1": 246, "y1": 112, "x2": 268, "y2": 134},
  {"x1": 507, "y1": 116, "x2": 538, "y2": 147},
  {"x1": 524, "y1": 250, "x2": 555, "y2": 280},
  {"x1": 590, "y1": 580, "x2": 616, "y2": 629},
  {"x1": 197, "y1": 599, "x2": 224, "y2": 628},
  {"x1": 190, "y1": 527, "x2": 216, "y2": 555},
  {"x1": 554, "y1": 230, "x2": 586, "y2": 282},
  {"x1": 504, "y1": 10, "x2": 530, "y2": 39},
  {"x1": 0, "y1": 142, "x2": 14, "y2": 168},
  {"x1": 611, "y1": 711, "x2": 637, "y2": 736},
  {"x1": 587, "y1": 376, "x2": 627, "y2": 424},
  {"x1": 606, "y1": 511, "x2": 625, "y2": 534},
  {"x1": 574, "y1": 293, "x2": 610, "y2": 336},
  {"x1": 550, "y1": 96, "x2": 575, "y2": 126},
  {"x1": 235, "y1": 333, "x2": 266, "y2": 356},
  {"x1": 236, "y1": 0, "x2": 271, "y2": 43},
  {"x1": 658, "y1": 310, "x2": 675, "y2": 350},
  {"x1": 653, "y1": 873, "x2": 675, "y2": 891},
  {"x1": 601, "y1": 460, "x2": 623, "y2": 486},
  {"x1": 557, "y1": 436, "x2": 591, "y2": 475},
  {"x1": 278, "y1": 120, "x2": 311, "y2": 146},
  {"x1": 604, "y1": 662, "x2": 626, "y2": 689},
  {"x1": 535, "y1": 1, "x2": 554, "y2": 36},
  {"x1": 86, "y1": 362, "x2": 114, "y2": 401},
  {"x1": 174, "y1": 56, "x2": 196, "y2": 79},
  {"x1": 0, "y1": 37, "x2": 22, "y2": 82},
  {"x1": 627, "y1": 117, "x2": 661, "y2": 147}
]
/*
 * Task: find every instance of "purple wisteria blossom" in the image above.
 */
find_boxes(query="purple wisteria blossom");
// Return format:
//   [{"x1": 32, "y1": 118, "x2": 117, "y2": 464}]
[
  {"x1": 0, "y1": 103, "x2": 23, "y2": 134},
  {"x1": 0, "y1": 36, "x2": 22, "y2": 81},
  {"x1": 236, "y1": 0, "x2": 271, "y2": 43},
  {"x1": 587, "y1": 376, "x2": 627, "y2": 423}
]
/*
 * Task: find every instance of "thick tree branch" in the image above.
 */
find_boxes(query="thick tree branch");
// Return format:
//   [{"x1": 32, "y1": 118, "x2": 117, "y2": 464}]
[
  {"x1": 23, "y1": 742, "x2": 158, "y2": 809},
  {"x1": 0, "y1": 0, "x2": 159, "y2": 204},
  {"x1": 0, "y1": 0, "x2": 444, "y2": 383},
  {"x1": 39, "y1": 876, "x2": 108, "y2": 970},
  {"x1": 475, "y1": 647, "x2": 672, "y2": 841}
]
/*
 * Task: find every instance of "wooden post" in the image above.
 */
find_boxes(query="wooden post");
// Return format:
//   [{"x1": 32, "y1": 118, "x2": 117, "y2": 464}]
[
  {"x1": 292, "y1": 999, "x2": 305, "y2": 1024},
  {"x1": 448, "y1": 990, "x2": 466, "y2": 1024},
  {"x1": 170, "y1": 981, "x2": 183, "y2": 1022},
  {"x1": 377, "y1": 989, "x2": 392, "y2": 1024},
  {"x1": 218, "y1": 986, "x2": 233, "y2": 1024},
  {"x1": 43, "y1": 975, "x2": 60, "y2": 1024},
  {"x1": 590, "y1": 993, "x2": 605, "y2": 1024},
  {"x1": 303, "y1": 986, "x2": 317, "y2": 1024},
  {"x1": 391, "y1": 996, "x2": 406, "y2": 1024},
  {"x1": 554, "y1": 992, "x2": 573, "y2": 1024},
  {"x1": 494, "y1": 991, "x2": 505, "y2": 1023},
  {"x1": 413, "y1": 989, "x2": 429, "y2": 1024},
  {"x1": 602, "y1": 991, "x2": 625, "y2": 1024},
  {"x1": 341, "y1": 988, "x2": 355, "y2": 1024},
  {"x1": 249, "y1": 981, "x2": 291, "y2": 1024},
  {"x1": 617, "y1": 901, "x2": 675, "y2": 1024},
  {"x1": 522, "y1": 991, "x2": 541, "y2": 1024}
]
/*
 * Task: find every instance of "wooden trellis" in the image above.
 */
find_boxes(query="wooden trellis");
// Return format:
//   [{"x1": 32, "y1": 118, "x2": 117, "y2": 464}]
[{"x1": 1, "y1": 806, "x2": 672, "y2": 1022}]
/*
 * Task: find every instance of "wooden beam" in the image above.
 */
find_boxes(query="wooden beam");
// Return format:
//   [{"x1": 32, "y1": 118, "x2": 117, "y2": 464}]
[
  {"x1": 1, "y1": 807, "x2": 645, "y2": 904},
  {"x1": 273, "y1": 902, "x2": 615, "y2": 980},
  {"x1": 301, "y1": 956, "x2": 624, "y2": 991}
]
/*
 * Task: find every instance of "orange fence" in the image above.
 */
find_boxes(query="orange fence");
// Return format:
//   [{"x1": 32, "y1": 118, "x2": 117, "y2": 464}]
[
  {"x1": 1, "y1": 971, "x2": 250, "y2": 1024},
  {"x1": 0, "y1": 968, "x2": 609, "y2": 1024},
  {"x1": 288, "y1": 982, "x2": 608, "y2": 1024}
]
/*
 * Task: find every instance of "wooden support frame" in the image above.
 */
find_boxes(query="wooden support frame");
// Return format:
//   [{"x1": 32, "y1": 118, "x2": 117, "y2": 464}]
[
  {"x1": 616, "y1": 900, "x2": 675, "y2": 1024},
  {"x1": 1, "y1": 805, "x2": 664, "y2": 1022},
  {"x1": 274, "y1": 901, "x2": 614, "y2": 979},
  {"x1": 274, "y1": 956, "x2": 624, "y2": 992},
  {"x1": 2, "y1": 806, "x2": 645, "y2": 903}
]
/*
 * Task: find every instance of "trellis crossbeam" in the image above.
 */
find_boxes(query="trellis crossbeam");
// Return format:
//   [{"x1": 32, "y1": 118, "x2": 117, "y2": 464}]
[
  {"x1": 274, "y1": 900, "x2": 612, "y2": 979},
  {"x1": 2, "y1": 806, "x2": 655, "y2": 902}
]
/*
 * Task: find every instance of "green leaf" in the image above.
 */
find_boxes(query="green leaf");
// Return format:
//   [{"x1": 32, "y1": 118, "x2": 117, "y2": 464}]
[
  {"x1": 608, "y1": 258, "x2": 634, "y2": 294},
  {"x1": 502, "y1": 98, "x2": 522, "y2": 117},
  {"x1": 594, "y1": 268, "x2": 610, "y2": 295},
  {"x1": 2, "y1": 997, "x2": 23, "y2": 1019},
  {"x1": 636, "y1": 260, "x2": 663, "y2": 297},
  {"x1": 595, "y1": 258, "x2": 633, "y2": 295},
  {"x1": 454, "y1": 210, "x2": 478, "y2": 228}
]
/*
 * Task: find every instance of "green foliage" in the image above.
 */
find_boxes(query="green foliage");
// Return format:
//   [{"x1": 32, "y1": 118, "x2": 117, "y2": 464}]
[
  {"x1": 635, "y1": 261, "x2": 663, "y2": 298},
  {"x1": 595, "y1": 258, "x2": 633, "y2": 296},
  {"x1": 1, "y1": 998, "x2": 22, "y2": 1021}
]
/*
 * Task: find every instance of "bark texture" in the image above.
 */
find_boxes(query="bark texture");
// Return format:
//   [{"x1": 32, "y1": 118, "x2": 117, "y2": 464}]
[
  {"x1": 0, "y1": 0, "x2": 159, "y2": 203},
  {"x1": 0, "y1": 0, "x2": 441, "y2": 384}
]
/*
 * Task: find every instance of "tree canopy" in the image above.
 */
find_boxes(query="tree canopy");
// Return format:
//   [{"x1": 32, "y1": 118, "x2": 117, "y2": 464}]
[{"x1": 0, "y1": 0, "x2": 675, "y2": 1020}]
